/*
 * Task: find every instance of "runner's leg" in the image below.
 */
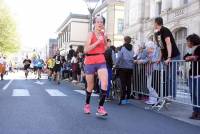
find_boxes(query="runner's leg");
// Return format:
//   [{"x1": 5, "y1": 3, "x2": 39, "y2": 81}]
[
  {"x1": 97, "y1": 67, "x2": 108, "y2": 116},
  {"x1": 84, "y1": 74, "x2": 94, "y2": 114}
]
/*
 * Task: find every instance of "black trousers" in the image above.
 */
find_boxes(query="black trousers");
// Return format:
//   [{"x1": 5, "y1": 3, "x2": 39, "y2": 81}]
[
  {"x1": 119, "y1": 68, "x2": 133, "y2": 100},
  {"x1": 62, "y1": 70, "x2": 69, "y2": 79}
]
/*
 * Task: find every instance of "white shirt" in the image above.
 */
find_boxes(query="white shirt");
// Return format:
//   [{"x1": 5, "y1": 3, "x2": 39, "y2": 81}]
[
  {"x1": 71, "y1": 57, "x2": 78, "y2": 64},
  {"x1": 0, "y1": 57, "x2": 5, "y2": 64}
]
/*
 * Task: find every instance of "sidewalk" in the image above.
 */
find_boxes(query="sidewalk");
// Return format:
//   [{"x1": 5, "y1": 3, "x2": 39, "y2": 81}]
[
  {"x1": 129, "y1": 99, "x2": 200, "y2": 127},
  {"x1": 70, "y1": 81, "x2": 200, "y2": 127}
]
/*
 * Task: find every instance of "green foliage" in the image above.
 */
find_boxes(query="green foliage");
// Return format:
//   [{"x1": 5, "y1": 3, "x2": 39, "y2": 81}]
[{"x1": 0, "y1": 0, "x2": 20, "y2": 54}]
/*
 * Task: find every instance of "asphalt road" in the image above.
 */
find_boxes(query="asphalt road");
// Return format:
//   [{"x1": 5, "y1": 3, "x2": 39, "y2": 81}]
[{"x1": 0, "y1": 72, "x2": 200, "y2": 134}]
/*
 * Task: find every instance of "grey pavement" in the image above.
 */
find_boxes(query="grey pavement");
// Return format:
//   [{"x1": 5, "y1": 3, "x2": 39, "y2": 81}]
[{"x1": 0, "y1": 72, "x2": 200, "y2": 134}]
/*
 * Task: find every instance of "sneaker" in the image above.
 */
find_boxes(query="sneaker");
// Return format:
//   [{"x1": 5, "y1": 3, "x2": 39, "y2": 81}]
[
  {"x1": 189, "y1": 112, "x2": 200, "y2": 120},
  {"x1": 84, "y1": 104, "x2": 91, "y2": 114},
  {"x1": 119, "y1": 99, "x2": 126, "y2": 105},
  {"x1": 72, "y1": 80, "x2": 77, "y2": 83},
  {"x1": 145, "y1": 97, "x2": 158, "y2": 105},
  {"x1": 125, "y1": 99, "x2": 130, "y2": 104},
  {"x1": 97, "y1": 106, "x2": 108, "y2": 116},
  {"x1": 145, "y1": 100, "x2": 157, "y2": 105}
]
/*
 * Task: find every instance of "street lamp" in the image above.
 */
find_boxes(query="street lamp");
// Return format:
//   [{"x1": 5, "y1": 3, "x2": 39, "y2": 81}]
[{"x1": 84, "y1": 0, "x2": 99, "y2": 31}]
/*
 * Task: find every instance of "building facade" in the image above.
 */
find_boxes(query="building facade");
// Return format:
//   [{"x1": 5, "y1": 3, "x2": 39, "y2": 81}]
[
  {"x1": 124, "y1": 0, "x2": 200, "y2": 58},
  {"x1": 57, "y1": 13, "x2": 89, "y2": 55},
  {"x1": 94, "y1": 0, "x2": 125, "y2": 47}
]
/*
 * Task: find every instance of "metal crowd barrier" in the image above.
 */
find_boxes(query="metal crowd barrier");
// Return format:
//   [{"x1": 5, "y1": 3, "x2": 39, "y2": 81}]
[{"x1": 132, "y1": 60, "x2": 200, "y2": 111}]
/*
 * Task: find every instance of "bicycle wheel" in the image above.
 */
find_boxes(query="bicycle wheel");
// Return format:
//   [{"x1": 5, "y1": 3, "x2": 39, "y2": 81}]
[{"x1": 113, "y1": 77, "x2": 121, "y2": 101}]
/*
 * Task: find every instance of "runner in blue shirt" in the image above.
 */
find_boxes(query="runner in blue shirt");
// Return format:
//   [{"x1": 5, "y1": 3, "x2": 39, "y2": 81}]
[{"x1": 36, "y1": 56, "x2": 45, "y2": 79}]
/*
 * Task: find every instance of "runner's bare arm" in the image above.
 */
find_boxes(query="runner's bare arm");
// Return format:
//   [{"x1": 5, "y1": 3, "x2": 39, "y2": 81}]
[
  {"x1": 84, "y1": 32, "x2": 101, "y2": 53},
  {"x1": 165, "y1": 37, "x2": 172, "y2": 58}
]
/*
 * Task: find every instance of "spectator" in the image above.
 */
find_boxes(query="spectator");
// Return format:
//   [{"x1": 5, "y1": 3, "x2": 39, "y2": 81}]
[
  {"x1": 116, "y1": 36, "x2": 134, "y2": 105},
  {"x1": 68, "y1": 45, "x2": 75, "y2": 60},
  {"x1": 104, "y1": 39, "x2": 114, "y2": 100},
  {"x1": 0, "y1": 56, "x2": 6, "y2": 80},
  {"x1": 154, "y1": 17, "x2": 180, "y2": 98},
  {"x1": 61, "y1": 60, "x2": 67, "y2": 79},
  {"x1": 184, "y1": 34, "x2": 200, "y2": 120},
  {"x1": 143, "y1": 41, "x2": 159, "y2": 105},
  {"x1": 71, "y1": 52, "x2": 78, "y2": 83},
  {"x1": 134, "y1": 46, "x2": 148, "y2": 100},
  {"x1": 110, "y1": 45, "x2": 117, "y2": 65},
  {"x1": 77, "y1": 46, "x2": 84, "y2": 82}
]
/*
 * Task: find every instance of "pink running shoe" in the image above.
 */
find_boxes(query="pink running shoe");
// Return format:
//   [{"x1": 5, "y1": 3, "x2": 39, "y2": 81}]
[
  {"x1": 97, "y1": 106, "x2": 108, "y2": 116},
  {"x1": 84, "y1": 104, "x2": 91, "y2": 114}
]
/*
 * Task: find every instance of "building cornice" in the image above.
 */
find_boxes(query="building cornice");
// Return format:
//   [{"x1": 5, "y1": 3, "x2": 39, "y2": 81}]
[
  {"x1": 93, "y1": 0, "x2": 124, "y2": 15},
  {"x1": 57, "y1": 13, "x2": 89, "y2": 33}
]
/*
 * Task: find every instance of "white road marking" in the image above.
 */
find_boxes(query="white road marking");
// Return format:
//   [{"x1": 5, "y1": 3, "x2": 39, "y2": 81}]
[
  {"x1": 35, "y1": 81, "x2": 44, "y2": 85},
  {"x1": 45, "y1": 89, "x2": 67, "y2": 96},
  {"x1": 2, "y1": 79, "x2": 14, "y2": 90},
  {"x1": 12, "y1": 89, "x2": 30, "y2": 96},
  {"x1": 74, "y1": 90, "x2": 99, "y2": 97}
]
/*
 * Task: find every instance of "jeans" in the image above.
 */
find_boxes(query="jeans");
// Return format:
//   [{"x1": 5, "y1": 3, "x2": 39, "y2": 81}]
[
  {"x1": 106, "y1": 67, "x2": 112, "y2": 97},
  {"x1": 189, "y1": 77, "x2": 200, "y2": 112},
  {"x1": 166, "y1": 55, "x2": 180, "y2": 98},
  {"x1": 62, "y1": 70, "x2": 69, "y2": 79}
]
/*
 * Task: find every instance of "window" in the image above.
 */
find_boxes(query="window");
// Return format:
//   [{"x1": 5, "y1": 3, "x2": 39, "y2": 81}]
[
  {"x1": 67, "y1": 30, "x2": 69, "y2": 42},
  {"x1": 68, "y1": 24, "x2": 71, "y2": 42},
  {"x1": 175, "y1": 28, "x2": 187, "y2": 59},
  {"x1": 183, "y1": 0, "x2": 188, "y2": 4},
  {"x1": 155, "y1": 1, "x2": 162, "y2": 16},
  {"x1": 157, "y1": 2, "x2": 162, "y2": 15},
  {"x1": 101, "y1": 0, "x2": 105, "y2": 3},
  {"x1": 117, "y1": 19, "x2": 124, "y2": 34}
]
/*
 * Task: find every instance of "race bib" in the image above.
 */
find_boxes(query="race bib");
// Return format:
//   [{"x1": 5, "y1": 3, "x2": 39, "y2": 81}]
[{"x1": 56, "y1": 61, "x2": 60, "y2": 64}]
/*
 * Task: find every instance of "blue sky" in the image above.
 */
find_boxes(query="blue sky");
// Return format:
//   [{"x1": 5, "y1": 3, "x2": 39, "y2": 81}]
[{"x1": 5, "y1": 0, "x2": 89, "y2": 49}]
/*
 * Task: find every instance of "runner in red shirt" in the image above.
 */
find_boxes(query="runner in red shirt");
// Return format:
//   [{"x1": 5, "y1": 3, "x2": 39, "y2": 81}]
[{"x1": 83, "y1": 16, "x2": 108, "y2": 116}]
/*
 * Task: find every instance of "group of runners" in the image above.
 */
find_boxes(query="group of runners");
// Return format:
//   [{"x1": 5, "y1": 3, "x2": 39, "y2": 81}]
[
  {"x1": 23, "y1": 55, "x2": 45, "y2": 79},
  {"x1": 46, "y1": 50, "x2": 65, "y2": 85},
  {"x1": 23, "y1": 50, "x2": 64, "y2": 85}
]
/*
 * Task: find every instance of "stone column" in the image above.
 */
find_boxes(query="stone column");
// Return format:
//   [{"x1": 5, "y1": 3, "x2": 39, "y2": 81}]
[
  {"x1": 161, "y1": 0, "x2": 172, "y2": 12},
  {"x1": 144, "y1": 0, "x2": 150, "y2": 19},
  {"x1": 188, "y1": 0, "x2": 195, "y2": 3},
  {"x1": 172, "y1": 0, "x2": 181, "y2": 9},
  {"x1": 124, "y1": 0, "x2": 130, "y2": 28},
  {"x1": 150, "y1": 0, "x2": 156, "y2": 18},
  {"x1": 138, "y1": 0, "x2": 144, "y2": 20}
]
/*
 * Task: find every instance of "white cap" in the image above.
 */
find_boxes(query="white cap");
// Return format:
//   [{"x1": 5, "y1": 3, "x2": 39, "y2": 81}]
[{"x1": 145, "y1": 41, "x2": 156, "y2": 49}]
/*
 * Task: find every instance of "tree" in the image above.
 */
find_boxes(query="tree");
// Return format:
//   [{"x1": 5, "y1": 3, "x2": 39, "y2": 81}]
[{"x1": 0, "y1": 0, "x2": 20, "y2": 54}]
